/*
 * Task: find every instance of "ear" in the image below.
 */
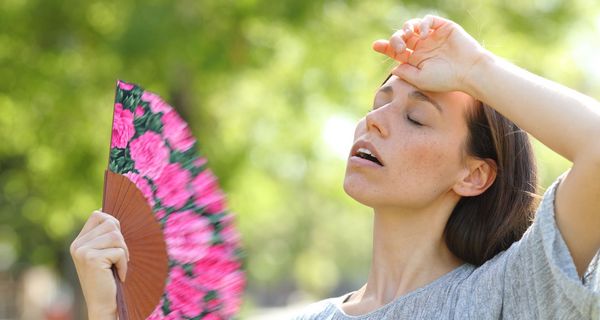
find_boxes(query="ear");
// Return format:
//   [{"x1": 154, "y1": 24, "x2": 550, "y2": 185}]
[{"x1": 453, "y1": 158, "x2": 497, "y2": 197}]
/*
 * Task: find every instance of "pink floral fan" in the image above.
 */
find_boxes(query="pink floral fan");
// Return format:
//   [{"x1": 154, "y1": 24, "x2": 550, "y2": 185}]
[{"x1": 104, "y1": 80, "x2": 245, "y2": 319}]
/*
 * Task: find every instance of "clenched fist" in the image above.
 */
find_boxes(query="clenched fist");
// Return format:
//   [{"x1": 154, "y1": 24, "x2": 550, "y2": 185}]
[{"x1": 70, "y1": 210, "x2": 129, "y2": 320}]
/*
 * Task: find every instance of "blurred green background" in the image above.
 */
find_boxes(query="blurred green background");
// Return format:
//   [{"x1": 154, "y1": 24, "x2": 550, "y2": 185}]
[{"x1": 1, "y1": 0, "x2": 599, "y2": 318}]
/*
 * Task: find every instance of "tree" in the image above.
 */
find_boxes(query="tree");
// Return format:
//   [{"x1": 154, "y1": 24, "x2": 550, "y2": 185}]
[{"x1": 0, "y1": 0, "x2": 597, "y2": 312}]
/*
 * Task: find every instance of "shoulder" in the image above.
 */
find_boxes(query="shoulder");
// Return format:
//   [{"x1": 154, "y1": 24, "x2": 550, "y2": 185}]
[{"x1": 492, "y1": 172, "x2": 600, "y2": 318}]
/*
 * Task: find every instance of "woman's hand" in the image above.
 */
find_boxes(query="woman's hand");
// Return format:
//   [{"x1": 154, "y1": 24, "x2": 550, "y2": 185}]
[
  {"x1": 373, "y1": 15, "x2": 489, "y2": 93},
  {"x1": 70, "y1": 210, "x2": 129, "y2": 320}
]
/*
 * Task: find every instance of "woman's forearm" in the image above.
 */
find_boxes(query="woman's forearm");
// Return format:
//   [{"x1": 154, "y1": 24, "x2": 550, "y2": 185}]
[
  {"x1": 465, "y1": 51, "x2": 600, "y2": 163},
  {"x1": 88, "y1": 308, "x2": 116, "y2": 320}
]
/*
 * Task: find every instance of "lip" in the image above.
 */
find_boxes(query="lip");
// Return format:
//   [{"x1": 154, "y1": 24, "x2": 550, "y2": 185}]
[{"x1": 349, "y1": 139, "x2": 384, "y2": 167}]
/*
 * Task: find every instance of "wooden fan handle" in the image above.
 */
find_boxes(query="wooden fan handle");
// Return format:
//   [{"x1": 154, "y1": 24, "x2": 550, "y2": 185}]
[{"x1": 112, "y1": 266, "x2": 129, "y2": 320}]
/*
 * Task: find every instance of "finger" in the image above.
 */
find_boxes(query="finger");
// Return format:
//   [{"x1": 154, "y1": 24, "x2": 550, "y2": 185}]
[
  {"x1": 404, "y1": 33, "x2": 422, "y2": 51},
  {"x1": 420, "y1": 14, "x2": 450, "y2": 39},
  {"x1": 99, "y1": 247, "x2": 129, "y2": 282},
  {"x1": 77, "y1": 218, "x2": 121, "y2": 246},
  {"x1": 391, "y1": 63, "x2": 421, "y2": 86},
  {"x1": 77, "y1": 210, "x2": 120, "y2": 239},
  {"x1": 76, "y1": 211, "x2": 105, "y2": 238},
  {"x1": 389, "y1": 30, "x2": 407, "y2": 53},
  {"x1": 372, "y1": 39, "x2": 388, "y2": 54},
  {"x1": 402, "y1": 18, "x2": 422, "y2": 37},
  {"x1": 420, "y1": 16, "x2": 432, "y2": 39},
  {"x1": 113, "y1": 248, "x2": 128, "y2": 282},
  {"x1": 80, "y1": 230, "x2": 129, "y2": 262},
  {"x1": 372, "y1": 40, "x2": 411, "y2": 62},
  {"x1": 372, "y1": 39, "x2": 398, "y2": 57}
]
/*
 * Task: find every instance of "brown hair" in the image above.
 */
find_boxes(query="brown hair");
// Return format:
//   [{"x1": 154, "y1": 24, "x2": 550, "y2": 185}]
[{"x1": 444, "y1": 102, "x2": 539, "y2": 266}]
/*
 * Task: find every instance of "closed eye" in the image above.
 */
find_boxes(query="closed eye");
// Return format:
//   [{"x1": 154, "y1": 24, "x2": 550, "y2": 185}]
[{"x1": 407, "y1": 115, "x2": 423, "y2": 126}]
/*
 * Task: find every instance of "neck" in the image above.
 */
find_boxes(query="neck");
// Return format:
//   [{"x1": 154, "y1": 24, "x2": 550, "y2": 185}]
[{"x1": 360, "y1": 197, "x2": 464, "y2": 306}]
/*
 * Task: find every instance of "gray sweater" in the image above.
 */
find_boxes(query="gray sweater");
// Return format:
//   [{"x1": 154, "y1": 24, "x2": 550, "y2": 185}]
[{"x1": 294, "y1": 174, "x2": 600, "y2": 319}]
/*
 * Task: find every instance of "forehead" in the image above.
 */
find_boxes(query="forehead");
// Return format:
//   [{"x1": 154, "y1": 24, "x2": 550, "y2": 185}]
[{"x1": 380, "y1": 75, "x2": 476, "y2": 114}]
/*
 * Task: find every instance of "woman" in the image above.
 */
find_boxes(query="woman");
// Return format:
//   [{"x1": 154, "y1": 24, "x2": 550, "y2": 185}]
[
  {"x1": 293, "y1": 15, "x2": 599, "y2": 319},
  {"x1": 70, "y1": 15, "x2": 599, "y2": 319}
]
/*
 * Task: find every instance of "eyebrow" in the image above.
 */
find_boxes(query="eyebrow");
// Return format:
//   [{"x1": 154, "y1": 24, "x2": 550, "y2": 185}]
[
  {"x1": 378, "y1": 85, "x2": 443, "y2": 113},
  {"x1": 409, "y1": 90, "x2": 443, "y2": 113}
]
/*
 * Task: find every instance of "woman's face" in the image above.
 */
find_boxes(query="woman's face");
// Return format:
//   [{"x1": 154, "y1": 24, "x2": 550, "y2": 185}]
[{"x1": 343, "y1": 75, "x2": 477, "y2": 210}]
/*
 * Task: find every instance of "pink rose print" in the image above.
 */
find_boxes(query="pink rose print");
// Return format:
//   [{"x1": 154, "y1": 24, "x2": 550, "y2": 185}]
[
  {"x1": 194, "y1": 157, "x2": 207, "y2": 168},
  {"x1": 142, "y1": 91, "x2": 171, "y2": 114},
  {"x1": 154, "y1": 208, "x2": 167, "y2": 221},
  {"x1": 146, "y1": 299, "x2": 181, "y2": 320},
  {"x1": 165, "y1": 267, "x2": 204, "y2": 318},
  {"x1": 118, "y1": 81, "x2": 134, "y2": 91},
  {"x1": 192, "y1": 171, "x2": 226, "y2": 214},
  {"x1": 202, "y1": 314, "x2": 221, "y2": 320},
  {"x1": 164, "y1": 211, "x2": 213, "y2": 264},
  {"x1": 220, "y1": 223, "x2": 241, "y2": 245},
  {"x1": 162, "y1": 111, "x2": 195, "y2": 151},
  {"x1": 194, "y1": 245, "x2": 242, "y2": 289},
  {"x1": 193, "y1": 245, "x2": 245, "y2": 318},
  {"x1": 129, "y1": 131, "x2": 169, "y2": 179},
  {"x1": 110, "y1": 103, "x2": 135, "y2": 148},
  {"x1": 134, "y1": 105, "x2": 145, "y2": 118},
  {"x1": 219, "y1": 271, "x2": 245, "y2": 318},
  {"x1": 154, "y1": 163, "x2": 192, "y2": 209}
]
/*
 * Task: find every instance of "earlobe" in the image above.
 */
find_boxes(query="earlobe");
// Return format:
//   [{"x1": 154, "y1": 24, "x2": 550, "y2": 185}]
[{"x1": 453, "y1": 159, "x2": 497, "y2": 197}]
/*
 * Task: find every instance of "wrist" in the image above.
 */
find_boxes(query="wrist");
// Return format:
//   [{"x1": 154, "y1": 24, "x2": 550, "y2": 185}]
[
  {"x1": 462, "y1": 48, "x2": 496, "y2": 100},
  {"x1": 88, "y1": 313, "x2": 116, "y2": 320},
  {"x1": 88, "y1": 311, "x2": 116, "y2": 320},
  {"x1": 87, "y1": 304, "x2": 117, "y2": 320}
]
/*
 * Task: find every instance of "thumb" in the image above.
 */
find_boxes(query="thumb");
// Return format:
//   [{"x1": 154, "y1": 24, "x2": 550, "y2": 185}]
[{"x1": 391, "y1": 63, "x2": 421, "y2": 85}]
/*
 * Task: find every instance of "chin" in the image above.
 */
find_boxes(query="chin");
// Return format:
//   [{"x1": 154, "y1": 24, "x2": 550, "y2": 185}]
[{"x1": 343, "y1": 174, "x2": 380, "y2": 208}]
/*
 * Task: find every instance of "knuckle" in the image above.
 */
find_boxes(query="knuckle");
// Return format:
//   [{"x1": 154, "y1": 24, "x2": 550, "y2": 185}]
[
  {"x1": 89, "y1": 211, "x2": 99, "y2": 222},
  {"x1": 92, "y1": 211, "x2": 110, "y2": 224},
  {"x1": 91, "y1": 210, "x2": 104, "y2": 220},
  {"x1": 69, "y1": 242, "x2": 79, "y2": 256},
  {"x1": 108, "y1": 230, "x2": 121, "y2": 242},
  {"x1": 119, "y1": 248, "x2": 128, "y2": 259},
  {"x1": 390, "y1": 36, "x2": 403, "y2": 46},
  {"x1": 109, "y1": 217, "x2": 121, "y2": 229}
]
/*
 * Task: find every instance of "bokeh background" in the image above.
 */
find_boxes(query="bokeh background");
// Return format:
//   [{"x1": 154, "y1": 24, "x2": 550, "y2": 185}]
[{"x1": 1, "y1": 0, "x2": 599, "y2": 318}]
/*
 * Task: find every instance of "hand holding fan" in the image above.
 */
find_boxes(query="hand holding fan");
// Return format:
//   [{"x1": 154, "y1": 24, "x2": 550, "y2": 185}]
[{"x1": 103, "y1": 80, "x2": 245, "y2": 319}]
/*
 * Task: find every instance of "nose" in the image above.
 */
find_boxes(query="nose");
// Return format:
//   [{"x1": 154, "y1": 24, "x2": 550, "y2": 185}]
[{"x1": 365, "y1": 107, "x2": 389, "y2": 137}]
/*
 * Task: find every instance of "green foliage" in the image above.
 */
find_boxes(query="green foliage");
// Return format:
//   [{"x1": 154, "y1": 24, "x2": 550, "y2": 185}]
[{"x1": 0, "y1": 0, "x2": 598, "y2": 311}]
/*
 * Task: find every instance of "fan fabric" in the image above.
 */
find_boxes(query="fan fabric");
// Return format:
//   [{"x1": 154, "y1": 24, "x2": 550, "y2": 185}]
[{"x1": 109, "y1": 80, "x2": 245, "y2": 319}]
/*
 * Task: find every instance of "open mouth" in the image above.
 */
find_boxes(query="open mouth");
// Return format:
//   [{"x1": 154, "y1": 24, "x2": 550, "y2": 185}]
[{"x1": 355, "y1": 147, "x2": 383, "y2": 166}]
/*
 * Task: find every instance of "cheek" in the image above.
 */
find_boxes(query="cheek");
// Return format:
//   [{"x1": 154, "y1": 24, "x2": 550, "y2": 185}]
[
  {"x1": 388, "y1": 134, "x2": 462, "y2": 194},
  {"x1": 409, "y1": 140, "x2": 449, "y2": 172}
]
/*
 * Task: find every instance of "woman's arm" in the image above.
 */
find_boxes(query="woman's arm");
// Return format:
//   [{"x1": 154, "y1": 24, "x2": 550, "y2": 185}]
[
  {"x1": 70, "y1": 210, "x2": 129, "y2": 320},
  {"x1": 465, "y1": 49, "x2": 600, "y2": 278},
  {"x1": 374, "y1": 15, "x2": 600, "y2": 277}
]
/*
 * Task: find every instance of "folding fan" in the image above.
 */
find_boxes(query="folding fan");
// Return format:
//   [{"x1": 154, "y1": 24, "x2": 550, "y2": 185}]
[{"x1": 103, "y1": 80, "x2": 245, "y2": 320}]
